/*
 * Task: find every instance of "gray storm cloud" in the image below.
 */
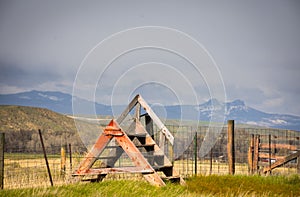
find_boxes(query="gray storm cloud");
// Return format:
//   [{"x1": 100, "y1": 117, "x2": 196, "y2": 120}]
[{"x1": 0, "y1": 0, "x2": 300, "y2": 115}]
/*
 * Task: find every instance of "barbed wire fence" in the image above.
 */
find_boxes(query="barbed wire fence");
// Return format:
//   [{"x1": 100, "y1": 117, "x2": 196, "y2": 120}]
[{"x1": 1, "y1": 124, "x2": 300, "y2": 189}]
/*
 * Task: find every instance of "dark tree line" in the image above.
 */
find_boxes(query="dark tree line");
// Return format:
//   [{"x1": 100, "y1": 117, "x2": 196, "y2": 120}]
[{"x1": 4, "y1": 129, "x2": 87, "y2": 153}]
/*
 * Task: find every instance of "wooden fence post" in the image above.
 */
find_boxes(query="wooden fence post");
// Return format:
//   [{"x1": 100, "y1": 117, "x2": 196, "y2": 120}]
[
  {"x1": 39, "y1": 129, "x2": 53, "y2": 186},
  {"x1": 0, "y1": 133, "x2": 4, "y2": 189},
  {"x1": 209, "y1": 148, "x2": 213, "y2": 175},
  {"x1": 194, "y1": 132, "x2": 197, "y2": 175},
  {"x1": 253, "y1": 135, "x2": 260, "y2": 174},
  {"x1": 61, "y1": 145, "x2": 66, "y2": 175},
  {"x1": 297, "y1": 156, "x2": 300, "y2": 174},
  {"x1": 248, "y1": 134, "x2": 254, "y2": 174},
  {"x1": 227, "y1": 120, "x2": 235, "y2": 175},
  {"x1": 69, "y1": 143, "x2": 72, "y2": 172},
  {"x1": 268, "y1": 134, "x2": 272, "y2": 175}
]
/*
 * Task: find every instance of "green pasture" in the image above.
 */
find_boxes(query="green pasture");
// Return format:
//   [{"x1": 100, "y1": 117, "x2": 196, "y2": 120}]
[{"x1": 1, "y1": 175, "x2": 299, "y2": 197}]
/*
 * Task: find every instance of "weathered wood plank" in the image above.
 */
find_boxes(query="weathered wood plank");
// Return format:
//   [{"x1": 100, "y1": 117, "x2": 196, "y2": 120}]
[
  {"x1": 263, "y1": 150, "x2": 300, "y2": 173},
  {"x1": 260, "y1": 143, "x2": 298, "y2": 150},
  {"x1": 258, "y1": 153, "x2": 284, "y2": 160}
]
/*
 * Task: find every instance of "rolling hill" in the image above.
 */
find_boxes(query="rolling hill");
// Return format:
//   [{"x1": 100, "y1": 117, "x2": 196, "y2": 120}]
[
  {"x1": 0, "y1": 105, "x2": 89, "y2": 152},
  {"x1": 0, "y1": 105, "x2": 77, "y2": 132}
]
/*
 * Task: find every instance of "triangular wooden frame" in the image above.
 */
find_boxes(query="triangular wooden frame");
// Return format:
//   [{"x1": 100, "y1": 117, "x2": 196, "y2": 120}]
[
  {"x1": 74, "y1": 119, "x2": 166, "y2": 186},
  {"x1": 73, "y1": 94, "x2": 184, "y2": 186}
]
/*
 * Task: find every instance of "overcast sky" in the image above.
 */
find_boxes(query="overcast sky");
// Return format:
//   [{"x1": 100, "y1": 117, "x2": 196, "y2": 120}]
[{"x1": 0, "y1": 0, "x2": 300, "y2": 116}]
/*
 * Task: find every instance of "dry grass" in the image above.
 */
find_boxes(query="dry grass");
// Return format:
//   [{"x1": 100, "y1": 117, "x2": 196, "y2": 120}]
[{"x1": 3, "y1": 153, "x2": 300, "y2": 189}]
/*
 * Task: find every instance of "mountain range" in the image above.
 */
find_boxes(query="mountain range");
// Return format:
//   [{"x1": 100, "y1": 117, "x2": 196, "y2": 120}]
[{"x1": 0, "y1": 90, "x2": 299, "y2": 131}]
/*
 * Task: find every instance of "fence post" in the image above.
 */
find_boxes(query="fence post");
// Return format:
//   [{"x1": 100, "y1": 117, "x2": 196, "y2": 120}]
[
  {"x1": 248, "y1": 134, "x2": 254, "y2": 174},
  {"x1": 268, "y1": 134, "x2": 272, "y2": 175},
  {"x1": 227, "y1": 120, "x2": 235, "y2": 175},
  {"x1": 297, "y1": 137, "x2": 300, "y2": 174},
  {"x1": 61, "y1": 145, "x2": 66, "y2": 175},
  {"x1": 253, "y1": 135, "x2": 260, "y2": 174},
  {"x1": 209, "y1": 148, "x2": 213, "y2": 175},
  {"x1": 194, "y1": 132, "x2": 197, "y2": 175},
  {"x1": 39, "y1": 129, "x2": 53, "y2": 186},
  {"x1": 0, "y1": 133, "x2": 4, "y2": 189},
  {"x1": 69, "y1": 143, "x2": 72, "y2": 172},
  {"x1": 297, "y1": 156, "x2": 300, "y2": 174}
]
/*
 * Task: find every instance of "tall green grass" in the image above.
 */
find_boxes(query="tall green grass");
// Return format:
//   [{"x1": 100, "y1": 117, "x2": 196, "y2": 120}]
[
  {"x1": 0, "y1": 180, "x2": 189, "y2": 197},
  {"x1": 1, "y1": 175, "x2": 300, "y2": 197},
  {"x1": 187, "y1": 174, "x2": 300, "y2": 196}
]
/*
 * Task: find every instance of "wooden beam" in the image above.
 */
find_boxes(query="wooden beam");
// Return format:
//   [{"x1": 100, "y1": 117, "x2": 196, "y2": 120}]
[
  {"x1": 74, "y1": 121, "x2": 114, "y2": 174},
  {"x1": 263, "y1": 150, "x2": 300, "y2": 173},
  {"x1": 258, "y1": 153, "x2": 284, "y2": 160},
  {"x1": 260, "y1": 144, "x2": 297, "y2": 150},
  {"x1": 138, "y1": 95, "x2": 174, "y2": 145},
  {"x1": 145, "y1": 114, "x2": 154, "y2": 139},
  {"x1": 81, "y1": 167, "x2": 154, "y2": 175},
  {"x1": 116, "y1": 94, "x2": 139, "y2": 124}
]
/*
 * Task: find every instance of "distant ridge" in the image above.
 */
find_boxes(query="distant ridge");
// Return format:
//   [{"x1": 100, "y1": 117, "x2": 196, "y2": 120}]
[
  {"x1": 0, "y1": 90, "x2": 299, "y2": 131},
  {"x1": 0, "y1": 90, "x2": 111, "y2": 115}
]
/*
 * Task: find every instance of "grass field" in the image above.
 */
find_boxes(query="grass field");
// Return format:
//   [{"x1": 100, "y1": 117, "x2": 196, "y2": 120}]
[
  {"x1": 1, "y1": 175, "x2": 300, "y2": 197},
  {"x1": 4, "y1": 152, "x2": 300, "y2": 190}
]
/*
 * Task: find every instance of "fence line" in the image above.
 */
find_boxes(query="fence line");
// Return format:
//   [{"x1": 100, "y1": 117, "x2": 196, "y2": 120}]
[{"x1": 2, "y1": 125, "x2": 300, "y2": 189}]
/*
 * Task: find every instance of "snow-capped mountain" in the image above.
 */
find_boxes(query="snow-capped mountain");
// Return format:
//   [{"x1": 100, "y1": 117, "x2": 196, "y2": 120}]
[
  {"x1": 0, "y1": 90, "x2": 112, "y2": 115},
  {"x1": 195, "y1": 98, "x2": 300, "y2": 131},
  {"x1": 0, "y1": 90, "x2": 299, "y2": 131}
]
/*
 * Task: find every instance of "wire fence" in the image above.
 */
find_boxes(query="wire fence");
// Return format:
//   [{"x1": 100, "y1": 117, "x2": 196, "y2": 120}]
[
  {"x1": 2, "y1": 125, "x2": 300, "y2": 189},
  {"x1": 171, "y1": 127, "x2": 300, "y2": 177}
]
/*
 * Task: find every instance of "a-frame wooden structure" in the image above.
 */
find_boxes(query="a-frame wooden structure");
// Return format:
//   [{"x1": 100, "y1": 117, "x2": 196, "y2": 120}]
[{"x1": 72, "y1": 94, "x2": 184, "y2": 186}]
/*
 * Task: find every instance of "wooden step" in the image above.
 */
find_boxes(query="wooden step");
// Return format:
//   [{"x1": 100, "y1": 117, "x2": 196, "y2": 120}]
[
  {"x1": 72, "y1": 167, "x2": 154, "y2": 176},
  {"x1": 127, "y1": 133, "x2": 148, "y2": 144},
  {"x1": 127, "y1": 133, "x2": 147, "y2": 138},
  {"x1": 143, "y1": 154, "x2": 164, "y2": 163},
  {"x1": 80, "y1": 174, "x2": 107, "y2": 183},
  {"x1": 96, "y1": 151, "x2": 161, "y2": 161},
  {"x1": 143, "y1": 154, "x2": 164, "y2": 158},
  {"x1": 162, "y1": 176, "x2": 181, "y2": 183},
  {"x1": 104, "y1": 144, "x2": 155, "y2": 153},
  {"x1": 154, "y1": 165, "x2": 173, "y2": 176},
  {"x1": 153, "y1": 165, "x2": 173, "y2": 171},
  {"x1": 106, "y1": 144, "x2": 155, "y2": 149},
  {"x1": 96, "y1": 156, "x2": 116, "y2": 160}
]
